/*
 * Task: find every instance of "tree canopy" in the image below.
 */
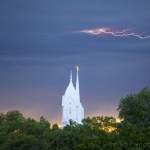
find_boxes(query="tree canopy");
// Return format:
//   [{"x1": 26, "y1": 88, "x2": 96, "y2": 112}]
[
  {"x1": 0, "y1": 87, "x2": 150, "y2": 150},
  {"x1": 117, "y1": 87, "x2": 150, "y2": 132}
]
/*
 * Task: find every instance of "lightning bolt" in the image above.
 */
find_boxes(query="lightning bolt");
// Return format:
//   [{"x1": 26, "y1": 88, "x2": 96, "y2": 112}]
[{"x1": 79, "y1": 27, "x2": 150, "y2": 39}]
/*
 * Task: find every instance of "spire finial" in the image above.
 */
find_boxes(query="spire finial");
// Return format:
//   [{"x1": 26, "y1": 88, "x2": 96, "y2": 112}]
[
  {"x1": 70, "y1": 70, "x2": 72, "y2": 82},
  {"x1": 76, "y1": 66, "x2": 79, "y2": 74}
]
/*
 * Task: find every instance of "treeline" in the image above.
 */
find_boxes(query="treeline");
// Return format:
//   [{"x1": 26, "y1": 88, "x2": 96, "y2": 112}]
[{"x1": 0, "y1": 87, "x2": 150, "y2": 150}]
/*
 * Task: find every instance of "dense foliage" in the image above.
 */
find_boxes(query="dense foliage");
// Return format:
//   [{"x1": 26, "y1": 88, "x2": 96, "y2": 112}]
[
  {"x1": 0, "y1": 87, "x2": 150, "y2": 150},
  {"x1": 117, "y1": 87, "x2": 150, "y2": 132}
]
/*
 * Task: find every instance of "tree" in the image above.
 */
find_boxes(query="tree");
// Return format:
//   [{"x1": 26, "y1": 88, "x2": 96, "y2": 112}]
[
  {"x1": 117, "y1": 87, "x2": 150, "y2": 131},
  {"x1": 51, "y1": 123, "x2": 59, "y2": 131},
  {"x1": 0, "y1": 110, "x2": 26, "y2": 134},
  {"x1": 0, "y1": 132, "x2": 39, "y2": 150},
  {"x1": 0, "y1": 113, "x2": 5, "y2": 125},
  {"x1": 49, "y1": 123, "x2": 84, "y2": 150},
  {"x1": 82, "y1": 116, "x2": 118, "y2": 132},
  {"x1": 76, "y1": 116, "x2": 119, "y2": 150},
  {"x1": 5, "y1": 110, "x2": 25, "y2": 122}
]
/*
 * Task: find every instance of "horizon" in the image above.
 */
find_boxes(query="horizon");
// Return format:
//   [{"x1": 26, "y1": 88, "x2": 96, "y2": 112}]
[{"x1": 0, "y1": 1, "x2": 150, "y2": 125}]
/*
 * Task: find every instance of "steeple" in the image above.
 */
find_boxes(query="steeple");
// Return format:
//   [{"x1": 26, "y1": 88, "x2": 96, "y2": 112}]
[
  {"x1": 62, "y1": 67, "x2": 84, "y2": 127},
  {"x1": 70, "y1": 71, "x2": 72, "y2": 82},
  {"x1": 76, "y1": 66, "x2": 80, "y2": 106}
]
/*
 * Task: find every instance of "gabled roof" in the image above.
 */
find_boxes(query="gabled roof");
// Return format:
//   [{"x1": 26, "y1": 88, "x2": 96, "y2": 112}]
[
  {"x1": 62, "y1": 71, "x2": 77, "y2": 106},
  {"x1": 64, "y1": 80, "x2": 76, "y2": 104}
]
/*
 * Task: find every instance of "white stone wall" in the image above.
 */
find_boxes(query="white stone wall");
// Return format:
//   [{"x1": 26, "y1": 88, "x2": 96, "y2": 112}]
[{"x1": 62, "y1": 72, "x2": 84, "y2": 127}]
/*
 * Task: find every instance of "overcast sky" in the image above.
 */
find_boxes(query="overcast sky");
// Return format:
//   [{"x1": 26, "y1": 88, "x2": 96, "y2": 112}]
[{"x1": 0, "y1": 1, "x2": 150, "y2": 125}]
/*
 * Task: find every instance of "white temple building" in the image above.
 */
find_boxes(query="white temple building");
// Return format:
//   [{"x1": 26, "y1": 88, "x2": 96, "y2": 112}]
[{"x1": 62, "y1": 67, "x2": 84, "y2": 127}]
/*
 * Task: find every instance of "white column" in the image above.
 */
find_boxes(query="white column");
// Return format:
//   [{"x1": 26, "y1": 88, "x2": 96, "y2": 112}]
[{"x1": 76, "y1": 73, "x2": 80, "y2": 106}]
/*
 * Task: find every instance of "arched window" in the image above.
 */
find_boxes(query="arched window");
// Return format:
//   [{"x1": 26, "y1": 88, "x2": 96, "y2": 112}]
[{"x1": 69, "y1": 106, "x2": 71, "y2": 115}]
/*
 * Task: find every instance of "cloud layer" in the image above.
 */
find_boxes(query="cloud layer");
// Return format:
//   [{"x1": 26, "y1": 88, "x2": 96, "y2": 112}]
[{"x1": 0, "y1": 1, "x2": 150, "y2": 125}]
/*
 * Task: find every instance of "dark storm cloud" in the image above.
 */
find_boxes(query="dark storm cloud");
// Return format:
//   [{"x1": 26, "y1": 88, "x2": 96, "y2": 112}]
[
  {"x1": 0, "y1": 0, "x2": 150, "y2": 59},
  {"x1": 0, "y1": 0, "x2": 150, "y2": 124}
]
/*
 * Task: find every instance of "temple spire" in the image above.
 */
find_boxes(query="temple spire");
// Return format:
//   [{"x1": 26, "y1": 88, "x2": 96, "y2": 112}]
[
  {"x1": 70, "y1": 70, "x2": 72, "y2": 82},
  {"x1": 76, "y1": 66, "x2": 80, "y2": 106},
  {"x1": 62, "y1": 67, "x2": 84, "y2": 127}
]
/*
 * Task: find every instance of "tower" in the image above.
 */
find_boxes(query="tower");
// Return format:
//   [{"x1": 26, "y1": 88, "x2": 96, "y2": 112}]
[{"x1": 62, "y1": 67, "x2": 84, "y2": 127}]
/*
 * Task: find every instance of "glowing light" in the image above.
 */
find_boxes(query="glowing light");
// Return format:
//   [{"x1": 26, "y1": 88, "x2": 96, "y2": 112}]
[
  {"x1": 14, "y1": 129, "x2": 20, "y2": 133},
  {"x1": 116, "y1": 118, "x2": 122, "y2": 123},
  {"x1": 79, "y1": 27, "x2": 150, "y2": 39}
]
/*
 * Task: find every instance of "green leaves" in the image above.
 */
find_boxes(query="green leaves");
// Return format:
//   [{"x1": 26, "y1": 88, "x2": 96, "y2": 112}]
[
  {"x1": 0, "y1": 87, "x2": 150, "y2": 149},
  {"x1": 82, "y1": 116, "x2": 118, "y2": 132},
  {"x1": 51, "y1": 123, "x2": 59, "y2": 131},
  {"x1": 117, "y1": 87, "x2": 150, "y2": 132},
  {"x1": 5, "y1": 110, "x2": 25, "y2": 122},
  {"x1": 0, "y1": 113, "x2": 5, "y2": 125},
  {"x1": 0, "y1": 132, "x2": 39, "y2": 150},
  {"x1": 0, "y1": 110, "x2": 52, "y2": 149}
]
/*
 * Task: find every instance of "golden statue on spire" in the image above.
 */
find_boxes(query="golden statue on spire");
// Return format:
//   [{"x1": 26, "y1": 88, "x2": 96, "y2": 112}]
[{"x1": 76, "y1": 66, "x2": 79, "y2": 74}]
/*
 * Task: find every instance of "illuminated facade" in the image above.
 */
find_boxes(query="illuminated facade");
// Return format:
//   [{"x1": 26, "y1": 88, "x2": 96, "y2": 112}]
[{"x1": 62, "y1": 68, "x2": 84, "y2": 127}]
